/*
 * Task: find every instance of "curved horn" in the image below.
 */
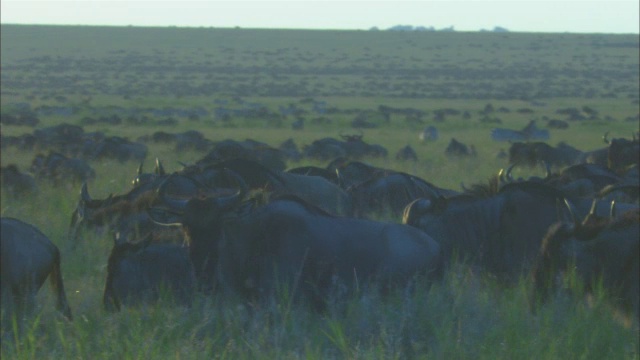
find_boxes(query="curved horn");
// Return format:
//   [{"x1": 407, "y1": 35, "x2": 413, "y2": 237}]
[
  {"x1": 460, "y1": 182, "x2": 470, "y2": 192},
  {"x1": 610, "y1": 200, "x2": 616, "y2": 218},
  {"x1": 582, "y1": 198, "x2": 599, "y2": 225},
  {"x1": 542, "y1": 161, "x2": 551, "y2": 179},
  {"x1": 81, "y1": 182, "x2": 91, "y2": 202},
  {"x1": 402, "y1": 198, "x2": 432, "y2": 224},
  {"x1": 155, "y1": 158, "x2": 165, "y2": 175},
  {"x1": 215, "y1": 169, "x2": 248, "y2": 209},
  {"x1": 157, "y1": 174, "x2": 189, "y2": 210},
  {"x1": 562, "y1": 198, "x2": 579, "y2": 226},
  {"x1": 498, "y1": 168, "x2": 507, "y2": 184},
  {"x1": 506, "y1": 163, "x2": 515, "y2": 182},
  {"x1": 603, "y1": 131, "x2": 610, "y2": 144}
]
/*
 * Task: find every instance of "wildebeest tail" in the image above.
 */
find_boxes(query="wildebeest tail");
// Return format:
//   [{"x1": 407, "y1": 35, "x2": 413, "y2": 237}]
[{"x1": 49, "y1": 248, "x2": 73, "y2": 321}]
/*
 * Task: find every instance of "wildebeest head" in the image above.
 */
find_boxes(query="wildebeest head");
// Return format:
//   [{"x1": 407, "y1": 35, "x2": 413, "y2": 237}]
[
  {"x1": 606, "y1": 134, "x2": 639, "y2": 175},
  {"x1": 68, "y1": 183, "x2": 115, "y2": 244},
  {"x1": 132, "y1": 157, "x2": 166, "y2": 188},
  {"x1": 529, "y1": 208, "x2": 640, "y2": 322},
  {"x1": 148, "y1": 170, "x2": 247, "y2": 292}
]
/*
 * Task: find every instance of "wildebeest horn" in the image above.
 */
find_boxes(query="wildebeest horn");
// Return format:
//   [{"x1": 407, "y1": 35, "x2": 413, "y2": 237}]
[
  {"x1": 155, "y1": 158, "x2": 165, "y2": 175},
  {"x1": 602, "y1": 131, "x2": 610, "y2": 144},
  {"x1": 157, "y1": 174, "x2": 189, "y2": 210},
  {"x1": 505, "y1": 164, "x2": 515, "y2": 182},
  {"x1": 81, "y1": 182, "x2": 91, "y2": 202},
  {"x1": 542, "y1": 161, "x2": 551, "y2": 179},
  {"x1": 610, "y1": 200, "x2": 616, "y2": 218},
  {"x1": 581, "y1": 198, "x2": 599, "y2": 225},
  {"x1": 460, "y1": 182, "x2": 470, "y2": 192},
  {"x1": 137, "y1": 161, "x2": 144, "y2": 176},
  {"x1": 216, "y1": 169, "x2": 248, "y2": 209},
  {"x1": 562, "y1": 198, "x2": 579, "y2": 225}
]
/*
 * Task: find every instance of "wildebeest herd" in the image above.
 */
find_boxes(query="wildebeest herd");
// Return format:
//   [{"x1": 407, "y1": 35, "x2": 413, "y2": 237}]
[{"x1": 1, "y1": 126, "x2": 639, "y2": 333}]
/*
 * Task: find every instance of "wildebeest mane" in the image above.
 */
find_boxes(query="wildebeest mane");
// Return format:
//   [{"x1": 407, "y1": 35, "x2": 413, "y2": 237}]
[
  {"x1": 460, "y1": 176, "x2": 501, "y2": 198},
  {"x1": 212, "y1": 158, "x2": 287, "y2": 189},
  {"x1": 267, "y1": 193, "x2": 339, "y2": 218},
  {"x1": 89, "y1": 190, "x2": 159, "y2": 224}
]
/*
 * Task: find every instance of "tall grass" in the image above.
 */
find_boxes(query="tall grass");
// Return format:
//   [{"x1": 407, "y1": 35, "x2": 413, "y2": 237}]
[{"x1": 1, "y1": 26, "x2": 639, "y2": 357}]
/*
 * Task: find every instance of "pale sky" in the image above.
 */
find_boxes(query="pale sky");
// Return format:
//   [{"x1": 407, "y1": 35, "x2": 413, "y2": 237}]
[{"x1": 1, "y1": 1, "x2": 639, "y2": 34}]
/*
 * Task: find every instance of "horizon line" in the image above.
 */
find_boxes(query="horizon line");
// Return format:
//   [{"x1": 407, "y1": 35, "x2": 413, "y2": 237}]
[{"x1": 2, "y1": 23, "x2": 638, "y2": 35}]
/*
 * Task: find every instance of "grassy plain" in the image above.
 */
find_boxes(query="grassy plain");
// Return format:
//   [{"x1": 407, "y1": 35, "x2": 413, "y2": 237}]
[{"x1": 1, "y1": 25, "x2": 639, "y2": 358}]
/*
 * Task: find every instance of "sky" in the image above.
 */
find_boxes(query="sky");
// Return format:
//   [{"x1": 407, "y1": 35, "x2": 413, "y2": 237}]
[{"x1": 1, "y1": 1, "x2": 639, "y2": 34}]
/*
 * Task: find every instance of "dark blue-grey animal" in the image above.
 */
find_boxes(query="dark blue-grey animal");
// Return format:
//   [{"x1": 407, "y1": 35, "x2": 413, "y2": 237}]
[
  {"x1": 185, "y1": 158, "x2": 353, "y2": 216},
  {"x1": 1, "y1": 164, "x2": 38, "y2": 197},
  {"x1": 419, "y1": 126, "x2": 438, "y2": 142},
  {"x1": 150, "y1": 189, "x2": 442, "y2": 311},
  {"x1": 1, "y1": 218, "x2": 73, "y2": 323},
  {"x1": 529, "y1": 209, "x2": 639, "y2": 324},
  {"x1": 403, "y1": 181, "x2": 576, "y2": 280},
  {"x1": 348, "y1": 172, "x2": 457, "y2": 221},
  {"x1": 508, "y1": 141, "x2": 583, "y2": 169},
  {"x1": 103, "y1": 240, "x2": 195, "y2": 312},
  {"x1": 491, "y1": 120, "x2": 550, "y2": 142},
  {"x1": 395, "y1": 145, "x2": 418, "y2": 161}
]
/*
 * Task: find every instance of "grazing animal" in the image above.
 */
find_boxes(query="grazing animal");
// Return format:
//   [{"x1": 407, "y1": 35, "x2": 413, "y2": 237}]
[
  {"x1": 445, "y1": 138, "x2": 476, "y2": 157},
  {"x1": 348, "y1": 172, "x2": 457, "y2": 221},
  {"x1": 1, "y1": 218, "x2": 73, "y2": 323},
  {"x1": 1, "y1": 164, "x2": 37, "y2": 196},
  {"x1": 529, "y1": 209, "x2": 639, "y2": 324},
  {"x1": 103, "y1": 240, "x2": 195, "y2": 312},
  {"x1": 190, "y1": 158, "x2": 353, "y2": 216},
  {"x1": 403, "y1": 181, "x2": 576, "y2": 280},
  {"x1": 150, "y1": 188, "x2": 442, "y2": 310}
]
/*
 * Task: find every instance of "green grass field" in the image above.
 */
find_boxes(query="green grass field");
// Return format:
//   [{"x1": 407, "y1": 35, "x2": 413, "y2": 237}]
[{"x1": 1, "y1": 25, "x2": 639, "y2": 358}]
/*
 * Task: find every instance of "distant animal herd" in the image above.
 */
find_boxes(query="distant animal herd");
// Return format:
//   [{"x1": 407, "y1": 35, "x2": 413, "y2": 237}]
[{"x1": 1, "y1": 122, "x2": 638, "y2": 333}]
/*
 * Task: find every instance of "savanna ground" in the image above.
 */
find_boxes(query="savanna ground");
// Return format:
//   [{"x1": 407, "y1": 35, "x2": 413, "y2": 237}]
[{"x1": 1, "y1": 25, "x2": 639, "y2": 358}]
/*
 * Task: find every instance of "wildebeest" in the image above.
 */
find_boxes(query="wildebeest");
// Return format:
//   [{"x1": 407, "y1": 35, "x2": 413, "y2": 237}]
[
  {"x1": 396, "y1": 145, "x2": 418, "y2": 161},
  {"x1": 529, "y1": 209, "x2": 639, "y2": 324},
  {"x1": 103, "y1": 239, "x2": 195, "y2": 312},
  {"x1": 403, "y1": 181, "x2": 577, "y2": 280},
  {"x1": 88, "y1": 136, "x2": 148, "y2": 163},
  {"x1": 303, "y1": 134, "x2": 388, "y2": 161},
  {"x1": 131, "y1": 158, "x2": 166, "y2": 188},
  {"x1": 508, "y1": 141, "x2": 583, "y2": 169},
  {"x1": 30, "y1": 151, "x2": 96, "y2": 185},
  {"x1": 605, "y1": 132, "x2": 639, "y2": 175},
  {"x1": 348, "y1": 172, "x2": 457, "y2": 220},
  {"x1": 68, "y1": 182, "x2": 189, "y2": 246},
  {"x1": 188, "y1": 158, "x2": 353, "y2": 216},
  {"x1": 419, "y1": 126, "x2": 438, "y2": 142},
  {"x1": 1, "y1": 218, "x2": 73, "y2": 323},
  {"x1": 197, "y1": 138, "x2": 287, "y2": 171},
  {"x1": 491, "y1": 120, "x2": 550, "y2": 142},
  {"x1": 1, "y1": 164, "x2": 37, "y2": 197},
  {"x1": 150, "y1": 189, "x2": 442, "y2": 310},
  {"x1": 445, "y1": 138, "x2": 476, "y2": 157}
]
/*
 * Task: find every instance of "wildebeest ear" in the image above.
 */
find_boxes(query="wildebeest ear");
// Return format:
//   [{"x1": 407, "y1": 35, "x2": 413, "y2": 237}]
[{"x1": 147, "y1": 207, "x2": 183, "y2": 226}]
